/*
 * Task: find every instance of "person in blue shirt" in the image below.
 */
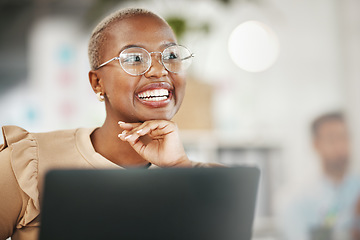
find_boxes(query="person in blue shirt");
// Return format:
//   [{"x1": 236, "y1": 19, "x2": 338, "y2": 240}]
[{"x1": 276, "y1": 112, "x2": 360, "y2": 240}]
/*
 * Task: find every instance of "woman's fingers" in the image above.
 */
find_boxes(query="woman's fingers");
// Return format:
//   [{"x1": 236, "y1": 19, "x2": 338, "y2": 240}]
[
  {"x1": 118, "y1": 121, "x2": 141, "y2": 130},
  {"x1": 118, "y1": 123, "x2": 147, "y2": 144},
  {"x1": 118, "y1": 132, "x2": 140, "y2": 144},
  {"x1": 134, "y1": 121, "x2": 173, "y2": 138},
  {"x1": 117, "y1": 121, "x2": 143, "y2": 141},
  {"x1": 117, "y1": 120, "x2": 190, "y2": 167},
  {"x1": 118, "y1": 120, "x2": 175, "y2": 141}
]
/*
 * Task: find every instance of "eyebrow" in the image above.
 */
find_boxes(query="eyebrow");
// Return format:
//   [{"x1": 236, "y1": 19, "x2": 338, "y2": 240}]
[{"x1": 117, "y1": 42, "x2": 177, "y2": 55}]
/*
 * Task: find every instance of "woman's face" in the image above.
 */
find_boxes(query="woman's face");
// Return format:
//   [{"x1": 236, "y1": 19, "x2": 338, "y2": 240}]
[{"x1": 95, "y1": 15, "x2": 186, "y2": 122}]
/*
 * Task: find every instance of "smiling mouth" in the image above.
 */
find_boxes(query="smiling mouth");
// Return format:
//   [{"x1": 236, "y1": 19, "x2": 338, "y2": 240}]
[{"x1": 137, "y1": 89, "x2": 170, "y2": 102}]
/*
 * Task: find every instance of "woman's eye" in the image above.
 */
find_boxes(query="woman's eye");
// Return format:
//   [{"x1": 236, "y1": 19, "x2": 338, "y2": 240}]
[
  {"x1": 124, "y1": 54, "x2": 143, "y2": 63},
  {"x1": 164, "y1": 52, "x2": 178, "y2": 60}
]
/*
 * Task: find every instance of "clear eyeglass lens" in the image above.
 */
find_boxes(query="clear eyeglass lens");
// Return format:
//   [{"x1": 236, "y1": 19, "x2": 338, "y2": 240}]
[
  {"x1": 162, "y1": 45, "x2": 192, "y2": 73},
  {"x1": 119, "y1": 45, "x2": 193, "y2": 76},
  {"x1": 120, "y1": 48, "x2": 151, "y2": 75}
]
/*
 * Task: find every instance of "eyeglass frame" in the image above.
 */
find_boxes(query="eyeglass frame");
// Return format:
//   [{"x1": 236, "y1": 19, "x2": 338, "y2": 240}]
[{"x1": 95, "y1": 45, "x2": 195, "y2": 76}]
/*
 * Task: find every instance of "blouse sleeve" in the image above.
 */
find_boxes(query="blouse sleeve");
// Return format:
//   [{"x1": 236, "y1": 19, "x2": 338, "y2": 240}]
[{"x1": 0, "y1": 126, "x2": 40, "y2": 239}]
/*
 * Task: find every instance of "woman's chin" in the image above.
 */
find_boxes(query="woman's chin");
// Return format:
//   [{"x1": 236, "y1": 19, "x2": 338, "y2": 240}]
[
  {"x1": 133, "y1": 104, "x2": 179, "y2": 122},
  {"x1": 138, "y1": 113, "x2": 174, "y2": 122}
]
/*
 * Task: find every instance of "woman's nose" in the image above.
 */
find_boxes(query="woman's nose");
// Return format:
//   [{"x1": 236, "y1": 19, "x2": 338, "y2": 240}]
[{"x1": 144, "y1": 53, "x2": 168, "y2": 78}]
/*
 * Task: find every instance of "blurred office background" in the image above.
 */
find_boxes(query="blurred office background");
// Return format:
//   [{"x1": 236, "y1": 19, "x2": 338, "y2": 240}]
[{"x1": 1, "y1": 0, "x2": 360, "y2": 239}]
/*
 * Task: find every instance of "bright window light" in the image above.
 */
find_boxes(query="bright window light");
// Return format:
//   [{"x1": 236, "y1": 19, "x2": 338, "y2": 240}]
[{"x1": 228, "y1": 20, "x2": 279, "y2": 73}]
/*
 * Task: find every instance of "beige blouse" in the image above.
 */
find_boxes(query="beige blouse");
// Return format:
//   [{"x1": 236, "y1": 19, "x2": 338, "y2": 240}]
[{"x1": 0, "y1": 125, "x2": 214, "y2": 240}]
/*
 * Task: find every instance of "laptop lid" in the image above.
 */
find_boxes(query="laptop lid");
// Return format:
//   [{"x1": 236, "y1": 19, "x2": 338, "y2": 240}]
[{"x1": 39, "y1": 166, "x2": 260, "y2": 240}]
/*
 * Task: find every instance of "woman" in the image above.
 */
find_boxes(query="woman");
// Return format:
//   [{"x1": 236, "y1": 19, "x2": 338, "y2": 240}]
[{"x1": 0, "y1": 8, "x2": 218, "y2": 240}]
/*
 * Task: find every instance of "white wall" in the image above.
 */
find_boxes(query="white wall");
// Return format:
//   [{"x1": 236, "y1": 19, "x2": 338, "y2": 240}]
[{"x1": 341, "y1": 0, "x2": 360, "y2": 174}]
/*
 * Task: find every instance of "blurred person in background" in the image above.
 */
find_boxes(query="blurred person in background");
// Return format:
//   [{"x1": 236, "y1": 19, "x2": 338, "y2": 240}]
[{"x1": 276, "y1": 112, "x2": 360, "y2": 240}]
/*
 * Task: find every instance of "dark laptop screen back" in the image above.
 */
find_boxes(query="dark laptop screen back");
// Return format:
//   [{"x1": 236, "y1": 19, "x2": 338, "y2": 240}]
[{"x1": 39, "y1": 167, "x2": 260, "y2": 240}]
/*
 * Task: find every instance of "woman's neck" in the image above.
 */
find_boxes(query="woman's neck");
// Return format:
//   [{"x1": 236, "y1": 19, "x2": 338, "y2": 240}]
[{"x1": 90, "y1": 117, "x2": 149, "y2": 168}]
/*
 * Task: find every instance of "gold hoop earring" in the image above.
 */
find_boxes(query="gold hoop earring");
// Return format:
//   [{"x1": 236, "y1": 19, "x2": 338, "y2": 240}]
[{"x1": 96, "y1": 92, "x2": 105, "y2": 102}]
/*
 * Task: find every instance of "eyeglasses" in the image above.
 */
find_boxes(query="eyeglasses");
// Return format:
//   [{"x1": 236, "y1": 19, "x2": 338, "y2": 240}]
[{"x1": 96, "y1": 45, "x2": 194, "y2": 76}]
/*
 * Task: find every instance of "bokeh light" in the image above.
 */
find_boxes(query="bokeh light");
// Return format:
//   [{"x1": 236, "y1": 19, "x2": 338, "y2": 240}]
[{"x1": 228, "y1": 20, "x2": 279, "y2": 72}]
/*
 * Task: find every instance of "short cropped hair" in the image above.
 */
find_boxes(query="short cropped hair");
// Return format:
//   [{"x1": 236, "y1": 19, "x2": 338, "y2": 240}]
[
  {"x1": 311, "y1": 112, "x2": 345, "y2": 137},
  {"x1": 88, "y1": 8, "x2": 167, "y2": 70}
]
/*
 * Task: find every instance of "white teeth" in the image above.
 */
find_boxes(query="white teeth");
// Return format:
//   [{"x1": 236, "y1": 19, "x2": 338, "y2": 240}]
[
  {"x1": 137, "y1": 89, "x2": 170, "y2": 101},
  {"x1": 160, "y1": 89, "x2": 168, "y2": 96},
  {"x1": 140, "y1": 96, "x2": 167, "y2": 102}
]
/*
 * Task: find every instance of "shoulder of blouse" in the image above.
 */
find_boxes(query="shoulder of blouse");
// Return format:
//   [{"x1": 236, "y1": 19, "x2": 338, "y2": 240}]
[{"x1": 1, "y1": 125, "x2": 40, "y2": 229}]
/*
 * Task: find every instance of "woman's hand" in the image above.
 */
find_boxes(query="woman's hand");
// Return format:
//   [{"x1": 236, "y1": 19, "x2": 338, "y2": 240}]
[{"x1": 118, "y1": 120, "x2": 192, "y2": 168}]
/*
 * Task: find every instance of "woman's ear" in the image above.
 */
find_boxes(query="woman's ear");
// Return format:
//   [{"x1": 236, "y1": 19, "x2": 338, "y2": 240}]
[{"x1": 89, "y1": 70, "x2": 104, "y2": 94}]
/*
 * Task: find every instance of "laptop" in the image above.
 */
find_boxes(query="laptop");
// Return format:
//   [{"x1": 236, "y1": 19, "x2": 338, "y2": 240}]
[{"x1": 39, "y1": 166, "x2": 260, "y2": 240}]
